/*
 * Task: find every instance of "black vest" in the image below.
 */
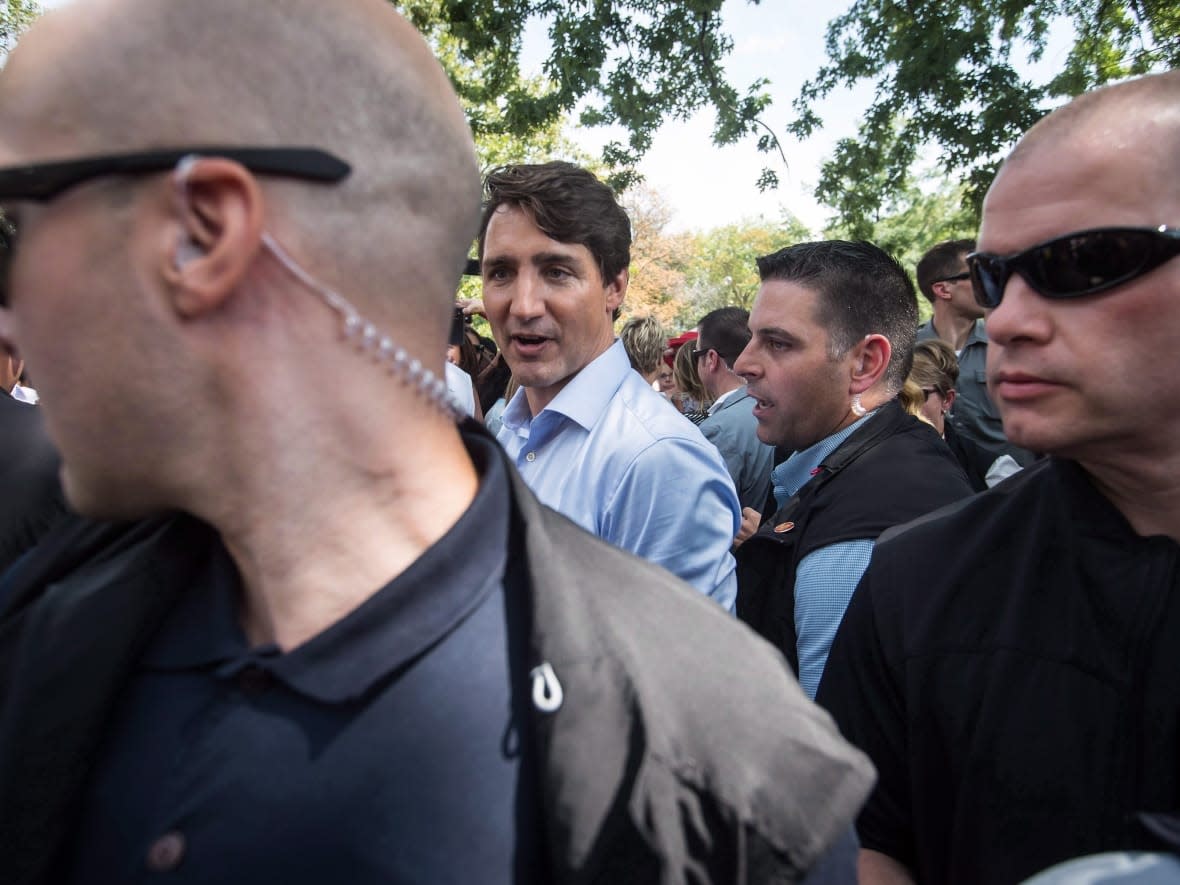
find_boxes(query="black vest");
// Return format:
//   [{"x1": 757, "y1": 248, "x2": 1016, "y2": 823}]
[{"x1": 735, "y1": 400, "x2": 972, "y2": 672}]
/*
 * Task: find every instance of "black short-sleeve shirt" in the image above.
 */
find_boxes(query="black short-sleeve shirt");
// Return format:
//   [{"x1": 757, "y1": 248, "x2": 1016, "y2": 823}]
[{"x1": 69, "y1": 434, "x2": 540, "y2": 884}]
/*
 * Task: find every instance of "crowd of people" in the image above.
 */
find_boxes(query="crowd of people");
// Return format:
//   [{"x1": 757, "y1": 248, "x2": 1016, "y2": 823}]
[{"x1": 0, "y1": 1, "x2": 1178, "y2": 883}]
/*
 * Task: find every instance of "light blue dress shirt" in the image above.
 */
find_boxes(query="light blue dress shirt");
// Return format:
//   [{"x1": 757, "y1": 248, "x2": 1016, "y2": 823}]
[
  {"x1": 498, "y1": 340, "x2": 741, "y2": 611},
  {"x1": 771, "y1": 412, "x2": 877, "y2": 698}
]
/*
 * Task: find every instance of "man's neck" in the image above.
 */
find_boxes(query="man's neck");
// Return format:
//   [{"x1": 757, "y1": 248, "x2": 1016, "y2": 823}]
[
  {"x1": 930, "y1": 308, "x2": 978, "y2": 352},
  {"x1": 1082, "y1": 447, "x2": 1180, "y2": 544},
  {"x1": 197, "y1": 406, "x2": 479, "y2": 651},
  {"x1": 707, "y1": 373, "x2": 744, "y2": 404},
  {"x1": 523, "y1": 338, "x2": 617, "y2": 417}
]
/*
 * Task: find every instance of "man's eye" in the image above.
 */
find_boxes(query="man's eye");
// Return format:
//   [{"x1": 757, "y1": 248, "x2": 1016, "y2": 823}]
[
  {"x1": 767, "y1": 339, "x2": 790, "y2": 352},
  {"x1": 544, "y1": 267, "x2": 571, "y2": 280}
]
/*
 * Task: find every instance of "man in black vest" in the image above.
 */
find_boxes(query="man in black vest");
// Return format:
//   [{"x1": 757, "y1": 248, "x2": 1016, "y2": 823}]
[{"x1": 734, "y1": 240, "x2": 971, "y2": 698}]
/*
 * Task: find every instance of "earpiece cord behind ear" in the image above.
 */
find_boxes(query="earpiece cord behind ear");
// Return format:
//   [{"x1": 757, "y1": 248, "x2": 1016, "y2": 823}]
[{"x1": 173, "y1": 154, "x2": 462, "y2": 421}]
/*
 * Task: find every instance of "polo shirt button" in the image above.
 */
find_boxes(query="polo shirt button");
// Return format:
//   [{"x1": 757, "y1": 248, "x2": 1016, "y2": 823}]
[
  {"x1": 237, "y1": 665, "x2": 272, "y2": 694},
  {"x1": 525, "y1": 451, "x2": 536, "y2": 462},
  {"x1": 145, "y1": 831, "x2": 186, "y2": 872}
]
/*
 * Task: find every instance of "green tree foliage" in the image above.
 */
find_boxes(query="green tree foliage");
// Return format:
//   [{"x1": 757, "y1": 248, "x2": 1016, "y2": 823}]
[
  {"x1": 824, "y1": 173, "x2": 979, "y2": 322},
  {"x1": 619, "y1": 185, "x2": 694, "y2": 327},
  {"x1": 792, "y1": 0, "x2": 1180, "y2": 234},
  {"x1": 395, "y1": 0, "x2": 772, "y2": 191},
  {"x1": 1, "y1": 0, "x2": 39, "y2": 59},
  {"x1": 682, "y1": 215, "x2": 812, "y2": 322}
]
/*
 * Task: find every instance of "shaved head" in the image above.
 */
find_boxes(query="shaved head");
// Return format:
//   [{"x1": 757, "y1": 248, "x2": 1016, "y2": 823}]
[
  {"x1": 1, "y1": 0, "x2": 481, "y2": 341},
  {"x1": 1001, "y1": 70, "x2": 1180, "y2": 202}
]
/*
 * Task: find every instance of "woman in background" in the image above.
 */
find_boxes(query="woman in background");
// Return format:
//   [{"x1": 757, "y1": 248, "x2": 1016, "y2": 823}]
[{"x1": 907, "y1": 339, "x2": 1020, "y2": 492}]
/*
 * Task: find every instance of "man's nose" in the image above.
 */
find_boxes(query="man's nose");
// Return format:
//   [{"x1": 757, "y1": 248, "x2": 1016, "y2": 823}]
[
  {"x1": 508, "y1": 271, "x2": 545, "y2": 320},
  {"x1": 985, "y1": 272, "x2": 1053, "y2": 347},
  {"x1": 732, "y1": 340, "x2": 758, "y2": 380}
]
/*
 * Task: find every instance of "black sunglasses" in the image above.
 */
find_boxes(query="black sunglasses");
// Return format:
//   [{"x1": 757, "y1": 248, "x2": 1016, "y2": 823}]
[
  {"x1": 934, "y1": 271, "x2": 970, "y2": 284},
  {"x1": 0, "y1": 146, "x2": 349, "y2": 203},
  {"x1": 691, "y1": 347, "x2": 710, "y2": 361},
  {"x1": 967, "y1": 226, "x2": 1180, "y2": 309},
  {"x1": 0, "y1": 147, "x2": 349, "y2": 307}
]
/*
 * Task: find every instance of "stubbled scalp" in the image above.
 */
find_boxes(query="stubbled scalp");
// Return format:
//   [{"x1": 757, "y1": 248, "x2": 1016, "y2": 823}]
[
  {"x1": 1002, "y1": 70, "x2": 1180, "y2": 186},
  {"x1": 2, "y1": 0, "x2": 481, "y2": 343}
]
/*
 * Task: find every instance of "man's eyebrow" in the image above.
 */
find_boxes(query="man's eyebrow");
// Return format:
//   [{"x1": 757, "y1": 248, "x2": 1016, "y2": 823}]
[
  {"x1": 753, "y1": 325, "x2": 799, "y2": 343},
  {"x1": 480, "y1": 253, "x2": 516, "y2": 270},
  {"x1": 529, "y1": 250, "x2": 584, "y2": 268}
]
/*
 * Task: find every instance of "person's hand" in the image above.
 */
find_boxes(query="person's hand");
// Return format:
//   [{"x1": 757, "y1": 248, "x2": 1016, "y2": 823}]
[
  {"x1": 457, "y1": 297, "x2": 485, "y2": 318},
  {"x1": 733, "y1": 507, "x2": 761, "y2": 547}
]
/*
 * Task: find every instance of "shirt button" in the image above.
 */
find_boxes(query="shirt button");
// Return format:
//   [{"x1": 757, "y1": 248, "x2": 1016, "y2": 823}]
[
  {"x1": 145, "y1": 831, "x2": 186, "y2": 872},
  {"x1": 237, "y1": 665, "x2": 272, "y2": 694},
  {"x1": 525, "y1": 451, "x2": 536, "y2": 462}
]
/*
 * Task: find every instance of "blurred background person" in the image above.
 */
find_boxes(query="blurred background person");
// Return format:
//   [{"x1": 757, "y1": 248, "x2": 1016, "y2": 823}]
[
  {"x1": 694, "y1": 307, "x2": 773, "y2": 513},
  {"x1": 619, "y1": 315, "x2": 666, "y2": 386},
  {"x1": 655, "y1": 360, "x2": 675, "y2": 395},
  {"x1": 908, "y1": 339, "x2": 1021, "y2": 492},
  {"x1": 671, "y1": 333, "x2": 710, "y2": 423},
  {"x1": 0, "y1": 343, "x2": 68, "y2": 572},
  {"x1": 483, "y1": 375, "x2": 517, "y2": 437}
]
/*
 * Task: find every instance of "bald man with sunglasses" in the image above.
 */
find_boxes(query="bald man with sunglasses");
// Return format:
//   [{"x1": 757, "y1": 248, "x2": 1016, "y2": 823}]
[{"x1": 818, "y1": 70, "x2": 1180, "y2": 885}]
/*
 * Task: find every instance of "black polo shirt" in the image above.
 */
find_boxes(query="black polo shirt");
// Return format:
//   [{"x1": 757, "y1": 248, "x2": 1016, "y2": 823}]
[{"x1": 69, "y1": 434, "x2": 540, "y2": 883}]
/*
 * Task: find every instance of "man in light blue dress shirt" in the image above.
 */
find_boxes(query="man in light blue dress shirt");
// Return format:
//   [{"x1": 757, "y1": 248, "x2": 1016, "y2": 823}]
[
  {"x1": 694, "y1": 307, "x2": 774, "y2": 513},
  {"x1": 477, "y1": 162, "x2": 741, "y2": 610}
]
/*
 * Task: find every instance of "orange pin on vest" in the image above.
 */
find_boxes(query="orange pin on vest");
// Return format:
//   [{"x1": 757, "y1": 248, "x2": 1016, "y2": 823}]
[{"x1": 773, "y1": 521, "x2": 795, "y2": 533}]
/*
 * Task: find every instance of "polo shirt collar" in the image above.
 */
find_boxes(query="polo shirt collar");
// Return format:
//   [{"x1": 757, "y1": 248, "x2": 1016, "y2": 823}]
[
  {"x1": 965, "y1": 318, "x2": 988, "y2": 346},
  {"x1": 141, "y1": 432, "x2": 510, "y2": 705}
]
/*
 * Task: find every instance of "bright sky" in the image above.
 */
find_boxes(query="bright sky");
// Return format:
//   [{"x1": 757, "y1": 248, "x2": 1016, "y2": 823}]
[
  {"x1": 530, "y1": 0, "x2": 876, "y2": 235},
  {"x1": 528, "y1": 1, "x2": 1076, "y2": 236}
]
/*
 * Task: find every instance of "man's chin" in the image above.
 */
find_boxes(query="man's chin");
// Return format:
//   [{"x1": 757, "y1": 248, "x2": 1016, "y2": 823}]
[{"x1": 753, "y1": 422, "x2": 784, "y2": 449}]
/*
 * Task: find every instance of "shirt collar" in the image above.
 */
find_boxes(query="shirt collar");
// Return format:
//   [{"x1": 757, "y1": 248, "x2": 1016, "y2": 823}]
[
  {"x1": 141, "y1": 430, "x2": 511, "y2": 705},
  {"x1": 965, "y1": 318, "x2": 988, "y2": 346},
  {"x1": 501, "y1": 339, "x2": 629, "y2": 434},
  {"x1": 773, "y1": 409, "x2": 879, "y2": 499},
  {"x1": 707, "y1": 386, "x2": 745, "y2": 415}
]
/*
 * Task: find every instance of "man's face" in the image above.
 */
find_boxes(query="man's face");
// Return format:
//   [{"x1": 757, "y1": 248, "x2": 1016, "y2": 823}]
[
  {"x1": 734, "y1": 280, "x2": 857, "y2": 452},
  {"x1": 940, "y1": 253, "x2": 985, "y2": 321},
  {"x1": 693, "y1": 333, "x2": 733, "y2": 400},
  {"x1": 481, "y1": 204, "x2": 624, "y2": 414},
  {"x1": 980, "y1": 132, "x2": 1180, "y2": 462},
  {"x1": 0, "y1": 22, "x2": 176, "y2": 516}
]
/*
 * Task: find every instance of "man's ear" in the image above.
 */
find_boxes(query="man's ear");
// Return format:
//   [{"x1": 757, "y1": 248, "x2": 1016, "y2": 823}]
[
  {"x1": 604, "y1": 268, "x2": 628, "y2": 314},
  {"x1": 162, "y1": 157, "x2": 266, "y2": 318},
  {"x1": 931, "y1": 280, "x2": 954, "y2": 302},
  {"x1": 849, "y1": 333, "x2": 892, "y2": 394}
]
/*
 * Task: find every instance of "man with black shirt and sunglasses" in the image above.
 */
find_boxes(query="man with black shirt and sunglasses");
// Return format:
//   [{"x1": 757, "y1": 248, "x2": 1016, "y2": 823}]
[
  {"x1": 0, "y1": 1, "x2": 873, "y2": 883},
  {"x1": 819, "y1": 70, "x2": 1180, "y2": 885},
  {"x1": 916, "y1": 238, "x2": 1032, "y2": 467}
]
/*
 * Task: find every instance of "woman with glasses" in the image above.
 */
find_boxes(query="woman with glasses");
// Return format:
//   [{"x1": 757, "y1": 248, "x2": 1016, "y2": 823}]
[{"x1": 908, "y1": 339, "x2": 1021, "y2": 492}]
